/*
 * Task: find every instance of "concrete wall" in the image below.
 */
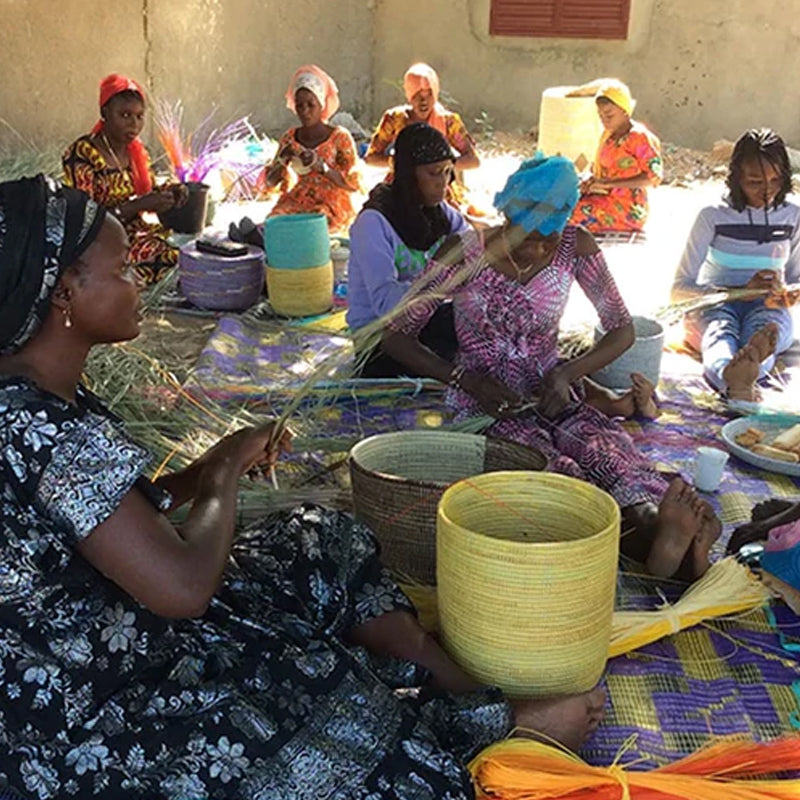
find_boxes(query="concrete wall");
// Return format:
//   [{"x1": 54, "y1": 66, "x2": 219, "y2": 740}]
[
  {"x1": 371, "y1": 0, "x2": 800, "y2": 149},
  {"x1": 0, "y1": 0, "x2": 373, "y2": 152},
  {"x1": 2, "y1": 0, "x2": 799, "y2": 154}
]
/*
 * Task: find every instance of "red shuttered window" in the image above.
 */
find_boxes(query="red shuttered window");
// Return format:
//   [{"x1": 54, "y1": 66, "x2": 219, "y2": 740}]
[{"x1": 490, "y1": 0, "x2": 631, "y2": 40}]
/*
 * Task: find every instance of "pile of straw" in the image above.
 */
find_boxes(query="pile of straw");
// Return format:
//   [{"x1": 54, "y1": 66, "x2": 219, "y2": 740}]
[{"x1": 469, "y1": 736, "x2": 800, "y2": 799}]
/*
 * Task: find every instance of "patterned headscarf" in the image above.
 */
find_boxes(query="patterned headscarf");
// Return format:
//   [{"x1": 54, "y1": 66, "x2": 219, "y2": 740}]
[
  {"x1": 91, "y1": 74, "x2": 153, "y2": 197},
  {"x1": 0, "y1": 175, "x2": 106, "y2": 353},
  {"x1": 362, "y1": 123, "x2": 456, "y2": 251},
  {"x1": 285, "y1": 65, "x2": 340, "y2": 123},
  {"x1": 403, "y1": 63, "x2": 449, "y2": 136},
  {"x1": 494, "y1": 153, "x2": 580, "y2": 236}
]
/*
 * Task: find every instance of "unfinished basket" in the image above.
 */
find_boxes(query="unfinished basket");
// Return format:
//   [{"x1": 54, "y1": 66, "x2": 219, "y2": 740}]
[
  {"x1": 349, "y1": 431, "x2": 547, "y2": 584},
  {"x1": 591, "y1": 315, "x2": 664, "y2": 390},
  {"x1": 437, "y1": 471, "x2": 619, "y2": 697}
]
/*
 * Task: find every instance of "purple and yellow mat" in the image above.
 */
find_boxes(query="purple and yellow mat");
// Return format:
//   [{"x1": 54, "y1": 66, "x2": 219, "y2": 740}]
[{"x1": 186, "y1": 314, "x2": 800, "y2": 765}]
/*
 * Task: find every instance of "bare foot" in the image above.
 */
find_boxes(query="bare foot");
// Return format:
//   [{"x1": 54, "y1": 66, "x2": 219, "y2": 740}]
[
  {"x1": 646, "y1": 478, "x2": 703, "y2": 578},
  {"x1": 721, "y1": 344, "x2": 761, "y2": 401},
  {"x1": 751, "y1": 498, "x2": 793, "y2": 522},
  {"x1": 690, "y1": 499, "x2": 722, "y2": 579},
  {"x1": 603, "y1": 389, "x2": 635, "y2": 418},
  {"x1": 630, "y1": 372, "x2": 659, "y2": 419},
  {"x1": 748, "y1": 322, "x2": 779, "y2": 362},
  {"x1": 511, "y1": 687, "x2": 606, "y2": 752},
  {"x1": 584, "y1": 379, "x2": 635, "y2": 418}
]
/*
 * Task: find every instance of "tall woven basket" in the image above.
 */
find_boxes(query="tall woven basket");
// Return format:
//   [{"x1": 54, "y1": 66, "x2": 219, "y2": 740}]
[
  {"x1": 263, "y1": 213, "x2": 330, "y2": 269},
  {"x1": 537, "y1": 86, "x2": 603, "y2": 172},
  {"x1": 349, "y1": 432, "x2": 547, "y2": 584},
  {"x1": 266, "y1": 260, "x2": 333, "y2": 317},
  {"x1": 437, "y1": 471, "x2": 619, "y2": 697}
]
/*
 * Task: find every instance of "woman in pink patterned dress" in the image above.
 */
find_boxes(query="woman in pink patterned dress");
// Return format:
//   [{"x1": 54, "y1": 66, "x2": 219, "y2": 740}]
[{"x1": 383, "y1": 154, "x2": 720, "y2": 581}]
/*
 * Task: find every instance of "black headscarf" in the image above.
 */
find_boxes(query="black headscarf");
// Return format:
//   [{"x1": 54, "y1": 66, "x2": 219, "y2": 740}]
[
  {"x1": 363, "y1": 122, "x2": 456, "y2": 251},
  {"x1": 0, "y1": 175, "x2": 106, "y2": 353}
]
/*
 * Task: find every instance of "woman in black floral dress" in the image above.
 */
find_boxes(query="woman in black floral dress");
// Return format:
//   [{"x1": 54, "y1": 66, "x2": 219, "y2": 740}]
[{"x1": 0, "y1": 176, "x2": 603, "y2": 799}]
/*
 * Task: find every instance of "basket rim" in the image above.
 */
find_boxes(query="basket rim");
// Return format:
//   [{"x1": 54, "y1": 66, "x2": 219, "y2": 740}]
[
  {"x1": 264, "y1": 212, "x2": 327, "y2": 225},
  {"x1": 349, "y1": 431, "x2": 545, "y2": 491},
  {"x1": 437, "y1": 470, "x2": 620, "y2": 549}
]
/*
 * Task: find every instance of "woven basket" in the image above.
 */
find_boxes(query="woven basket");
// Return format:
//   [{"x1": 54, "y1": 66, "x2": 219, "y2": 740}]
[
  {"x1": 263, "y1": 213, "x2": 330, "y2": 269},
  {"x1": 437, "y1": 471, "x2": 619, "y2": 697},
  {"x1": 350, "y1": 432, "x2": 547, "y2": 584},
  {"x1": 266, "y1": 261, "x2": 333, "y2": 317},
  {"x1": 591, "y1": 316, "x2": 665, "y2": 390},
  {"x1": 178, "y1": 243, "x2": 265, "y2": 311},
  {"x1": 537, "y1": 86, "x2": 604, "y2": 172}
]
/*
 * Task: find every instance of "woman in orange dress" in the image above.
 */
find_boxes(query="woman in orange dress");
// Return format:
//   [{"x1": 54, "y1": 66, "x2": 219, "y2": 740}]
[
  {"x1": 264, "y1": 65, "x2": 361, "y2": 233},
  {"x1": 365, "y1": 63, "x2": 480, "y2": 210},
  {"x1": 570, "y1": 80, "x2": 662, "y2": 233},
  {"x1": 62, "y1": 74, "x2": 184, "y2": 286}
]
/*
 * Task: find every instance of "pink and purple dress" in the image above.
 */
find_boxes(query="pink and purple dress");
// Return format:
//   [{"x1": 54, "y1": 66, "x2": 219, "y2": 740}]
[{"x1": 390, "y1": 226, "x2": 669, "y2": 508}]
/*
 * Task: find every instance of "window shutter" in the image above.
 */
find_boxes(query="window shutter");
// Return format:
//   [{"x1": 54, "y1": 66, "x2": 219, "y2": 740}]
[{"x1": 490, "y1": 0, "x2": 630, "y2": 40}]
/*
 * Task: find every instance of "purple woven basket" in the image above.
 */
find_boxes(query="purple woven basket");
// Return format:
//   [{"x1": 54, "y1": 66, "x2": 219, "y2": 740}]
[{"x1": 178, "y1": 243, "x2": 265, "y2": 311}]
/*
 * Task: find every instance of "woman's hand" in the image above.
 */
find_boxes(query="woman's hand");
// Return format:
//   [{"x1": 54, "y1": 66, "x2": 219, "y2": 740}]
[
  {"x1": 745, "y1": 270, "x2": 781, "y2": 293},
  {"x1": 537, "y1": 364, "x2": 575, "y2": 419},
  {"x1": 460, "y1": 371, "x2": 524, "y2": 419},
  {"x1": 202, "y1": 423, "x2": 293, "y2": 478},
  {"x1": 140, "y1": 190, "x2": 177, "y2": 214},
  {"x1": 169, "y1": 183, "x2": 189, "y2": 208}
]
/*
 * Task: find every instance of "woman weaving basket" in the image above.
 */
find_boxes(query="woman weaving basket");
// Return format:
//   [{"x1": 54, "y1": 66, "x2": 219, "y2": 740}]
[
  {"x1": 0, "y1": 176, "x2": 605, "y2": 798},
  {"x1": 382, "y1": 154, "x2": 722, "y2": 581}
]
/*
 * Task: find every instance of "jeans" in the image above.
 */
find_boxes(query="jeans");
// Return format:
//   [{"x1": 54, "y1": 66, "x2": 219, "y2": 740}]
[{"x1": 685, "y1": 299, "x2": 794, "y2": 391}]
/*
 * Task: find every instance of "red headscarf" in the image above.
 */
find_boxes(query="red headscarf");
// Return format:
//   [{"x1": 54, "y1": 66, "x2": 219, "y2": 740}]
[
  {"x1": 91, "y1": 74, "x2": 153, "y2": 196},
  {"x1": 403, "y1": 63, "x2": 448, "y2": 136},
  {"x1": 285, "y1": 65, "x2": 340, "y2": 123}
]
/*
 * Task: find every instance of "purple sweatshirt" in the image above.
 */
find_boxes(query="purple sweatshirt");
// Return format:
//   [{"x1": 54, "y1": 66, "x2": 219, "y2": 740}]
[{"x1": 346, "y1": 204, "x2": 468, "y2": 330}]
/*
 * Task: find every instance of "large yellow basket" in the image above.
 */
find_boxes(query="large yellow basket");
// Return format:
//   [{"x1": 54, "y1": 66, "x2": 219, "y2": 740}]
[{"x1": 437, "y1": 471, "x2": 619, "y2": 697}]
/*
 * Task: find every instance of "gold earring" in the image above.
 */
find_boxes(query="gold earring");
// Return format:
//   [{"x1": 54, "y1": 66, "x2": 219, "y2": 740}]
[{"x1": 63, "y1": 307, "x2": 72, "y2": 328}]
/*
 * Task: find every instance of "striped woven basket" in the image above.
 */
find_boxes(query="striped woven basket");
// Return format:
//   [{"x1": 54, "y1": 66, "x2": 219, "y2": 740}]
[
  {"x1": 349, "y1": 432, "x2": 547, "y2": 584},
  {"x1": 266, "y1": 261, "x2": 333, "y2": 317},
  {"x1": 437, "y1": 471, "x2": 619, "y2": 697},
  {"x1": 178, "y1": 243, "x2": 265, "y2": 311}
]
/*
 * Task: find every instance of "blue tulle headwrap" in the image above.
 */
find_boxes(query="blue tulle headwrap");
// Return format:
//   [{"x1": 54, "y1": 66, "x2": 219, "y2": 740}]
[{"x1": 493, "y1": 153, "x2": 580, "y2": 235}]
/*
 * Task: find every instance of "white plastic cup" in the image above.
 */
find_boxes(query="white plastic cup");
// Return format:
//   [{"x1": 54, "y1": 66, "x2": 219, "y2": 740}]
[{"x1": 693, "y1": 447, "x2": 730, "y2": 492}]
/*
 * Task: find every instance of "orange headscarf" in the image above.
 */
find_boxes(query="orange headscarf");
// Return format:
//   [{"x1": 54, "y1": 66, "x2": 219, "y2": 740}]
[
  {"x1": 91, "y1": 74, "x2": 153, "y2": 197},
  {"x1": 285, "y1": 65, "x2": 340, "y2": 123},
  {"x1": 403, "y1": 63, "x2": 448, "y2": 136}
]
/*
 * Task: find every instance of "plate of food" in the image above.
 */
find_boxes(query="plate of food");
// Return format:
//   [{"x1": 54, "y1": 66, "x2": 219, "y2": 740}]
[{"x1": 721, "y1": 416, "x2": 800, "y2": 477}]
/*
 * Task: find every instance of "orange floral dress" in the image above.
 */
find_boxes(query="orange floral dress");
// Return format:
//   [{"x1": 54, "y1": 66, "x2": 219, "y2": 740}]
[
  {"x1": 62, "y1": 136, "x2": 178, "y2": 286},
  {"x1": 570, "y1": 120, "x2": 662, "y2": 233},
  {"x1": 365, "y1": 106, "x2": 476, "y2": 209},
  {"x1": 269, "y1": 126, "x2": 361, "y2": 232}
]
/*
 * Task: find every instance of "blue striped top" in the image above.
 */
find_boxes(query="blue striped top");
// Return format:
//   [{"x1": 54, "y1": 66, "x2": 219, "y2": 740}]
[{"x1": 674, "y1": 199, "x2": 800, "y2": 290}]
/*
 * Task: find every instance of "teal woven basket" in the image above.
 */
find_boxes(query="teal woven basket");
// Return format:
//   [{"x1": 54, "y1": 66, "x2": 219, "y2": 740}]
[{"x1": 263, "y1": 213, "x2": 330, "y2": 269}]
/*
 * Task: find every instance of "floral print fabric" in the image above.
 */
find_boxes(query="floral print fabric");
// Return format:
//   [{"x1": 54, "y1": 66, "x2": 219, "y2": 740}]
[
  {"x1": 389, "y1": 227, "x2": 668, "y2": 508},
  {"x1": 570, "y1": 121, "x2": 662, "y2": 232},
  {"x1": 269, "y1": 126, "x2": 361, "y2": 232},
  {"x1": 0, "y1": 378, "x2": 510, "y2": 799}
]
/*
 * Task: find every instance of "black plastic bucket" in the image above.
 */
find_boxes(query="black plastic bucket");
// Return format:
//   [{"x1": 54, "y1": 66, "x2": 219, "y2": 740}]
[{"x1": 158, "y1": 182, "x2": 209, "y2": 234}]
